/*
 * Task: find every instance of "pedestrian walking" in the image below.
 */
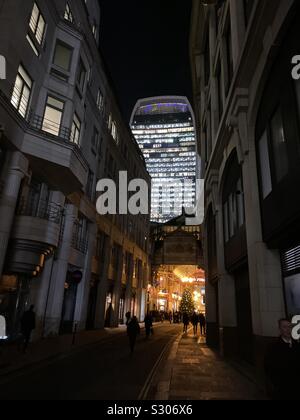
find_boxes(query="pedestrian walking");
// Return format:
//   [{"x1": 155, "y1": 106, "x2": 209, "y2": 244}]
[
  {"x1": 144, "y1": 313, "x2": 153, "y2": 339},
  {"x1": 191, "y1": 312, "x2": 198, "y2": 336},
  {"x1": 265, "y1": 318, "x2": 300, "y2": 400},
  {"x1": 169, "y1": 311, "x2": 173, "y2": 324},
  {"x1": 125, "y1": 311, "x2": 131, "y2": 326},
  {"x1": 182, "y1": 312, "x2": 189, "y2": 334},
  {"x1": 199, "y1": 313, "x2": 206, "y2": 336},
  {"x1": 20, "y1": 305, "x2": 36, "y2": 353},
  {"x1": 127, "y1": 316, "x2": 140, "y2": 354}
]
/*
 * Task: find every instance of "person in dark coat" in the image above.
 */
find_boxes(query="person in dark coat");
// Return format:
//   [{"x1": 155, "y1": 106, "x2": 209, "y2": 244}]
[
  {"x1": 191, "y1": 312, "x2": 198, "y2": 336},
  {"x1": 125, "y1": 311, "x2": 131, "y2": 326},
  {"x1": 144, "y1": 313, "x2": 153, "y2": 339},
  {"x1": 199, "y1": 313, "x2": 206, "y2": 336},
  {"x1": 182, "y1": 313, "x2": 189, "y2": 334},
  {"x1": 127, "y1": 316, "x2": 140, "y2": 354},
  {"x1": 20, "y1": 305, "x2": 36, "y2": 353},
  {"x1": 264, "y1": 318, "x2": 300, "y2": 400}
]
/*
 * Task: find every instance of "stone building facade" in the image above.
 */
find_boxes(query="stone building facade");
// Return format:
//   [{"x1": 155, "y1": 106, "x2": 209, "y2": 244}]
[
  {"x1": 191, "y1": 0, "x2": 300, "y2": 371},
  {"x1": 0, "y1": 0, "x2": 151, "y2": 339}
]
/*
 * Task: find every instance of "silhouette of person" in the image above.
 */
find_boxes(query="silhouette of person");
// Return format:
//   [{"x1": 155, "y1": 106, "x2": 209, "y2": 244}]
[
  {"x1": 199, "y1": 313, "x2": 206, "y2": 336},
  {"x1": 127, "y1": 316, "x2": 140, "y2": 354},
  {"x1": 125, "y1": 311, "x2": 131, "y2": 326},
  {"x1": 182, "y1": 313, "x2": 189, "y2": 334},
  {"x1": 191, "y1": 312, "x2": 198, "y2": 336},
  {"x1": 144, "y1": 313, "x2": 153, "y2": 339},
  {"x1": 265, "y1": 318, "x2": 300, "y2": 400},
  {"x1": 20, "y1": 305, "x2": 36, "y2": 353}
]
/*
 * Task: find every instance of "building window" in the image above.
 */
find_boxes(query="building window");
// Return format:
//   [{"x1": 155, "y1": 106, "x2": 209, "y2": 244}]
[
  {"x1": 204, "y1": 35, "x2": 210, "y2": 87},
  {"x1": 217, "y1": 60, "x2": 223, "y2": 122},
  {"x1": 96, "y1": 233, "x2": 106, "y2": 261},
  {"x1": 243, "y1": 0, "x2": 255, "y2": 27},
  {"x1": 11, "y1": 65, "x2": 32, "y2": 118},
  {"x1": 91, "y1": 127, "x2": 99, "y2": 152},
  {"x1": 53, "y1": 42, "x2": 73, "y2": 72},
  {"x1": 91, "y1": 23, "x2": 98, "y2": 40},
  {"x1": 223, "y1": 202, "x2": 229, "y2": 243},
  {"x1": 87, "y1": 170, "x2": 95, "y2": 200},
  {"x1": 42, "y1": 96, "x2": 64, "y2": 136},
  {"x1": 111, "y1": 121, "x2": 118, "y2": 143},
  {"x1": 97, "y1": 89, "x2": 104, "y2": 112},
  {"x1": 270, "y1": 107, "x2": 289, "y2": 182},
  {"x1": 225, "y1": 21, "x2": 234, "y2": 95},
  {"x1": 29, "y1": 3, "x2": 46, "y2": 45},
  {"x1": 76, "y1": 60, "x2": 86, "y2": 92},
  {"x1": 258, "y1": 130, "x2": 273, "y2": 199},
  {"x1": 64, "y1": 3, "x2": 74, "y2": 23},
  {"x1": 71, "y1": 113, "x2": 81, "y2": 145},
  {"x1": 223, "y1": 155, "x2": 245, "y2": 244},
  {"x1": 236, "y1": 178, "x2": 245, "y2": 228}
]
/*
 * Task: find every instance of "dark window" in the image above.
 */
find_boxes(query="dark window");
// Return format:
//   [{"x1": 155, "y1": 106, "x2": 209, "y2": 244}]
[
  {"x1": 243, "y1": 0, "x2": 255, "y2": 27},
  {"x1": 225, "y1": 21, "x2": 234, "y2": 95},
  {"x1": 77, "y1": 59, "x2": 86, "y2": 92},
  {"x1": 217, "y1": 60, "x2": 223, "y2": 122},
  {"x1": 269, "y1": 107, "x2": 289, "y2": 182},
  {"x1": 204, "y1": 34, "x2": 210, "y2": 87}
]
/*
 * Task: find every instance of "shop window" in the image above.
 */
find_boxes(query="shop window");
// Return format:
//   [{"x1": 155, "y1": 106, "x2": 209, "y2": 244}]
[
  {"x1": 258, "y1": 130, "x2": 273, "y2": 199},
  {"x1": 270, "y1": 107, "x2": 289, "y2": 182}
]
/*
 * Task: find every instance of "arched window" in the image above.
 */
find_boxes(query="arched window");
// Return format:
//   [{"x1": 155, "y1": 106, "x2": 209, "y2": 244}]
[{"x1": 222, "y1": 151, "x2": 247, "y2": 270}]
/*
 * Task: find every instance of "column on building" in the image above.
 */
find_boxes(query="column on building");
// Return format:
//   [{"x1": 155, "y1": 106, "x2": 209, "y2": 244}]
[
  {"x1": 74, "y1": 222, "x2": 97, "y2": 331},
  {"x1": 124, "y1": 253, "x2": 134, "y2": 321},
  {"x1": 215, "y1": 200, "x2": 238, "y2": 358},
  {"x1": 29, "y1": 191, "x2": 66, "y2": 338},
  {"x1": 110, "y1": 247, "x2": 124, "y2": 327},
  {"x1": 136, "y1": 260, "x2": 147, "y2": 322},
  {"x1": 234, "y1": 100, "x2": 285, "y2": 365},
  {"x1": 43, "y1": 204, "x2": 78, "y2": 335},
  {"x1": 94, "y1": 235, "x2": 112, "y2": 330},
  {"x1": 0, "y1": 151, "x2": 29, "y2": 275}
]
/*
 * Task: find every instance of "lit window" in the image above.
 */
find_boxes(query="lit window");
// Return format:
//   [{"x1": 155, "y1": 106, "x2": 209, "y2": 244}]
[
  {"x1": 11, "y1": 65, "x2": 32, "y2": 118},
  {"x1": 42, "y1": 96, "x2": 64, "y2": 136},
  {"x1": 29, "y1": 3, "x2": 46, "y2": 45},
  {"x1": 71, "y1": 113, "x2": 81, "y2": 145},
  {"x1": 97, "y1": 89, "x2": 104, "y2": 112},
  {"x1": 64, "y1": 3, "x2": 74, "y2": 23}
]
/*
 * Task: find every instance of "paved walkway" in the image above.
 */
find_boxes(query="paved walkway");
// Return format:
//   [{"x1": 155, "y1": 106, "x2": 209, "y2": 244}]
[
  {"x1": 0, "y1": 322, "x2": 163, "y2": 379},
  {"x1": 0, "y1": 325, "x2": 130, "y2": 378},
  {"x1": 153, "y1": 330, "x2": 266, "y2": 401}
]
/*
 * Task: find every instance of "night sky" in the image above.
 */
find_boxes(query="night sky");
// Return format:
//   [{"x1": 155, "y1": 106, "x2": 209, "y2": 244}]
[{"x1": 99, "y1": 0, "x2": 193, "y2": 123}]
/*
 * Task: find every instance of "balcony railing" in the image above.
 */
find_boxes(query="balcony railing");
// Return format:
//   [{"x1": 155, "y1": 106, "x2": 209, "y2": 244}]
[
  {"x1": 17, "y1": 197, "x2": 63, "y2": 225},
  {"x1": 29, "y1": 113, "x2": 74, "y2": 143},
  {"x1": 0, "y1": 82, "x2": 78, "y2": 145}
]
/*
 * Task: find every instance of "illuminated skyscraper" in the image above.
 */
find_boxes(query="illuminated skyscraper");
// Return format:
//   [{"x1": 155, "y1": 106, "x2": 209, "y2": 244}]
[{"x1": 131, "y1": 96, "x2": 197, "y2": 223}]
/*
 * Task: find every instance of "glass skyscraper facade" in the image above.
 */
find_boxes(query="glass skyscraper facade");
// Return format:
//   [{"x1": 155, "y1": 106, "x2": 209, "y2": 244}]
[{"x1": 131, "y1": 97, "x2": 196, "y2": 223}]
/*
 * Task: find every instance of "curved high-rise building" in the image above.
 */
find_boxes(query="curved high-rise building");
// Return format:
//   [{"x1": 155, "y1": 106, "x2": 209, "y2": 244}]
[{"x1": 130, "y1": 96, "x2": 197, "y2": 223}]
